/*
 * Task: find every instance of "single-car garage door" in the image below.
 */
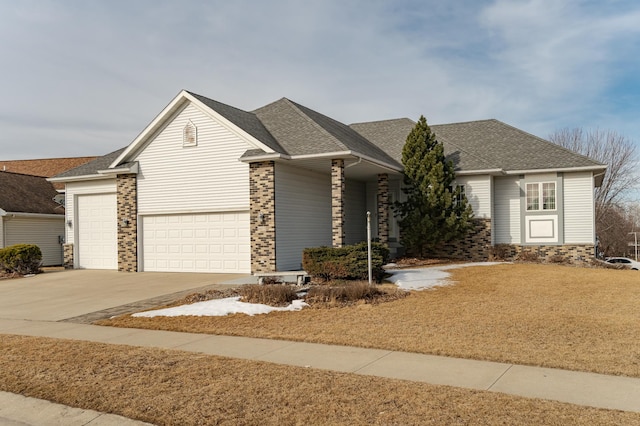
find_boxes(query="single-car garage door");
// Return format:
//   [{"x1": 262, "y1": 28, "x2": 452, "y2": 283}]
[
  {"x1": 142, "y1": 212, "x2": 250, "y2": 273},
  {"x1": 76, "y1": 193, "x2": 117, "y2": 269}
]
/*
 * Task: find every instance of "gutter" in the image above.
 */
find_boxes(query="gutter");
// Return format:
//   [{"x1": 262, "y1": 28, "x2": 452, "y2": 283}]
[
  {"x1": 2, "y1": 212, "x2": 65, "y2": 219},
  {"x1": 48, "y1": 174, "x2": 113, "y2": 183},
  {"x1": 504, "y1": 165, "x2": 607, "y2": 175},
  {"x1": 240, "y1": 150, "x2": 403, "y2": 173}
]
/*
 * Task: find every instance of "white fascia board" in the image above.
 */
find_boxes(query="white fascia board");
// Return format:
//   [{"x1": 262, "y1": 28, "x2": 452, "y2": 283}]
[
  {"x1": 48, "y1": 174, "x2": 113, "y2": 183},
  {"x1": 183, "y1": 92, "x2": 276, "y2": 154},
  {"x1": 98, "y1": 162, "x2": 139, "y2": 176},
  {"x1": 4, "y1": 212, "x2": 64, "y2": 219},
  {"x1": 0, "y1": 208, "x2": 6, "y2": 216},
  {"x1": 109, "y1": 90, "x2": 277, "y2": 169},
  {"x1": 109, "y1": 90, "x2": 191, "y2": 168},
  {"x1": 239, "y1": 153, "x2": 288, "y2": 163},
  {"x1": 288, "y1": 151, "x2": 403, "y2": 172},
  {"x1": 455, "y1": 169, "x2": 504, "y2": 176},
  {"x1": 504, "y1": 165, "x2": 607, "y2": 175}
]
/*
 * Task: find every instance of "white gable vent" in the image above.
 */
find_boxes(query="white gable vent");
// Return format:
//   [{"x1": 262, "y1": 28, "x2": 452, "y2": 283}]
[{"x1": 183, "y1": 120, "x2": 197, "y2": 147}]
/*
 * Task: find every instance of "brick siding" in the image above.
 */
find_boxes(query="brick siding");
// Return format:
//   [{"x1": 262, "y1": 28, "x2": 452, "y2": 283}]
[
  {"x1": 117, "y1": 174, "x2": 138, "y2": 272},
  {"x1": 250, "y1": 161, "x2": 276, "y2": 273},
  {"x1": 331, "y1": 159, "x2": 345, "y2": 247},
  {"x1": 63, "y1": 243, "x2": 73, "y2": 269},
  {"x1": 377, "y1": 173, "x2": 389, "y2": 245}
]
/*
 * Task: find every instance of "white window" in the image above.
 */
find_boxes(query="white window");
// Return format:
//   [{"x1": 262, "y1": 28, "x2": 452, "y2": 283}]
[{"x1": 526, "y1": 182, "x2": 556, "y2": 211}]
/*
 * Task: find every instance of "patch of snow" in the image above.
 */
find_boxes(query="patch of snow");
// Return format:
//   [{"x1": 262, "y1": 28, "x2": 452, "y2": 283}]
[
  {"x1": 133, "y1": 296, "x2": 308, "y2": 318},
  {"x1": 387, "y1": 262, "x2": 504, "y2": 291}
]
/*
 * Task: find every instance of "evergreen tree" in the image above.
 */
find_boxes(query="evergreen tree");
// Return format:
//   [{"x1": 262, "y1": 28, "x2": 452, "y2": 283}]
[{"x1": 395, "y1": 116, "x2": 473, "y2": 257}]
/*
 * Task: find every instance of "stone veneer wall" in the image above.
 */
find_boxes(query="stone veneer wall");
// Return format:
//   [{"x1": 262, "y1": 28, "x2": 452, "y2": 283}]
[
  {"x1": 331, "y1": 159, "x2": 345, "y2": 247},
  {"x1": 436, "y1": 218, "x2": 492, "y2": 261},
  {"x1": 63, "y1": 243, "x2": 74, "y2": 269},
  {"x1": 117, "y1": 174, "x2": 138, "y2": 272},
  {"x1": 377, "y1": 174, "x2": 389, "y2": 245},
  {"x1": 433, "y1": 218, "x2": 594, "y2": 263},
  {"x1": 495, "y1": 243, "x2": 595, "y2": 263},
  {"x1": 250, "y1": 161, "x2": 276, "y2": 273}
]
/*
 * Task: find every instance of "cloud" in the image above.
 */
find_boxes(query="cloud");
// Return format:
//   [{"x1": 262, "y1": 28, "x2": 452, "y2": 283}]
[{"x1": 0, "y1": 0, "x2": 639, "y2": 159}]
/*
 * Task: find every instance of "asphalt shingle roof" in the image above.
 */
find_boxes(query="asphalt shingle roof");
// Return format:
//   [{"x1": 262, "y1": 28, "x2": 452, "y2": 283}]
[
  {"x1": 253, "y1": 98, "x2": 400, "y2": 167},
  {"x1": 187, "y1": 92, "x2": 286, "y2": 154},
  {"x1": 351, "y1": 118, "x2": 604, "y2": 172},
  {"x1": 52, "y1": 148, "x2": 127, "y2": 179},
  {"x1": 0, "y1": 171, "x2": 64, "y2": 215}
]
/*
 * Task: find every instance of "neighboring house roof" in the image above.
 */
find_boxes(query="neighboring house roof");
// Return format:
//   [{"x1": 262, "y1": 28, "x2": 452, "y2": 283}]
[
  {"x1": 0, "y1": 171, "x2": 64, "y2": 215},
  {"x1": 1, "y1": 156, "x2": 98, "y2": 190},
  {"x1": 351, "y1": 118, "x2": 605, "y2": 173},
  {"x1": 0, "y1": 157, "x2": 97, "y2": 177}
]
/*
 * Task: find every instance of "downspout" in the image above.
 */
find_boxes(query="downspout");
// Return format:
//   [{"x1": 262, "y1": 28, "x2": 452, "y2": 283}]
[{"x1": 0, "y1": 209, "x2": 6, "y2": 248}]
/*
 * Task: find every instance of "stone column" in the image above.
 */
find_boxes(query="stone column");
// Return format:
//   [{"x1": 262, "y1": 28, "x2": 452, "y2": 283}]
[
  {"x1": 117, "y1": 173, "x2": 138, "y2": 272},
  {"x1": 331, "y1": 159, "x2": 345, "y2": 247},
  {"x1": 250, "y1": 161, "x2": 276, "y2": 273},
  {"x1": 63, "y1": 243, "x2": 74, "y2": 269},
  {"x1": 377, "y1": 173, "x2": 389, "y2": 245}
]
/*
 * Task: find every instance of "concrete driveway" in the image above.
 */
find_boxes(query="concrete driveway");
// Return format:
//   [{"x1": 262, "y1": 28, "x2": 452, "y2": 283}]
[{"x1": 0, "y1": 269, "x2": 248, "y2": 322}]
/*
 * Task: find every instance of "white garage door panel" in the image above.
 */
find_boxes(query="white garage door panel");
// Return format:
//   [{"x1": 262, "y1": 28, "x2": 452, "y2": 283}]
[
  {"x1": 77, "y1": 193, "x2": 117, "y2": 269},
  {"x1": 142, "y1": 212, "x2": 250, "y2": 273}
]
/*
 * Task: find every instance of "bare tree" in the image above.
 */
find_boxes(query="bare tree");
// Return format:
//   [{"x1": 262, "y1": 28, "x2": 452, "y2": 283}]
[{"x1": 549, "y1": 128, "x2": 639, "y2": 256}]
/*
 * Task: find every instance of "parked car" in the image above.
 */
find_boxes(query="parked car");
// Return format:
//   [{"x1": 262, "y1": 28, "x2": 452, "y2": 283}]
[{"x1": 605, "y1": 257, "x2": 640, "y2": 270}]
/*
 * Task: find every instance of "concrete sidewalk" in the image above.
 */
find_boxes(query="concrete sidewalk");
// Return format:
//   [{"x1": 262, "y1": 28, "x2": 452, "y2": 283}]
[{"x1": 1, "y1": 318, "x2": 639, "y2": 415}]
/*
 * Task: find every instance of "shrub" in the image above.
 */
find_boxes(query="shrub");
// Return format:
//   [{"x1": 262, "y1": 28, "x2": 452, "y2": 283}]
[
  {"x1": 548, "y1": 254, "x2": 570, "y2": 264},
  {"x1": 240, "y1": 284, "x2": 299, "y2": 307},
  {"x1": 0, "y1": 244, "x2": 42, "y2": 275},
  {"x1": 515, "y1": 250, "x2": 540, "y2": 263},
  {"x1": 305, "y1": 281, "x2": 408, "y2": 307},
  {"x1": 302, "y1": 242, "x2": 389, "y2": 282},
  {"x1": 489, "y1": 244, "x2": 513, "y2": 261}
]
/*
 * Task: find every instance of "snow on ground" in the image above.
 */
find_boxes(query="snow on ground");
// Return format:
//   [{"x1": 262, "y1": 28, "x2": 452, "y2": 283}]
[
  {"x1": 132, "y1": 297, "x2": 307, "y2": 318},
  {"x1": 387, "y1": 262, "x2": 504, "y2": 291},
  {"x1": 132, "y1": 262, "x2": 504, "y2": 318}
]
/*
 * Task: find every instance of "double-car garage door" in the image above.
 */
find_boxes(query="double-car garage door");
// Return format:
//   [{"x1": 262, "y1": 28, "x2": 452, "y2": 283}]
[
  {"x1": 76, "y1": 192, "x2": 249, "y2": 273},
  {"x1": 142, "y1": 212, "x2": 250, "y2": 273}
]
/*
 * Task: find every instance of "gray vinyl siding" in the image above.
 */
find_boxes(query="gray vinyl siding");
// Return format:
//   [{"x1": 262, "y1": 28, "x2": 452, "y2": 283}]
[
  {"x1": 4, "y1": 216, "x2": 65, "y2": 266},
  {"x1": 494, "y1": 176, "x2": 521, "y2": 244},
  {"x1": 563, "y1": 172, "x2": 595, "y2": 244},
  {"x1": 135, "y1": 102, "x2": 252, "y2": 215},
  {"x1": 275, "y1": 163, "x2": 331, "y2": 271},
  {"x1": 344, "y1": 179, "x2": 367, "y2": 245},
  {"x1": 455, "y1": 175, "x2": 491, "y2": 218}
]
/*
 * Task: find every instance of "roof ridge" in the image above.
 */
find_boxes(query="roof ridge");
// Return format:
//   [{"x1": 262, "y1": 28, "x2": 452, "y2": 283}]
[
  {"x1": 186, "y1": 91, "x2": 252, "y2": 116},
  {"x1": 350, "y1": 117, "x2": 415, "y2": 126},
  {"x1": 432, "y1": 118, "x2": 497, "y2": 127},
  {"x1": 282, "y1": 98, "x2": 349, "y2": 151}
]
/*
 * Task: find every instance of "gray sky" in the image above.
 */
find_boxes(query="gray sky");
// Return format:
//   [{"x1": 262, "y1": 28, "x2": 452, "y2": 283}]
[{"x1": 2, "y1": 0, "x2": 640, "y2": 160}]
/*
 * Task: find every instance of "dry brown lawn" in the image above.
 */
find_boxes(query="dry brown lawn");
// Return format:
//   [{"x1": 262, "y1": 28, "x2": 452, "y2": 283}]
[
  {"x1": 100, "y1": 263, "x2": 640, "y2": 378},
  {"x1": 2, "y1": 334, "x2": 639, "y2": 425}
]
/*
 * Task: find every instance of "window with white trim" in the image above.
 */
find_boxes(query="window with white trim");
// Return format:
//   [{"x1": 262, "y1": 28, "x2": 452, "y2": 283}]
[{"x1": 526, "y1": 182, "x2": 556, "y2": 211}]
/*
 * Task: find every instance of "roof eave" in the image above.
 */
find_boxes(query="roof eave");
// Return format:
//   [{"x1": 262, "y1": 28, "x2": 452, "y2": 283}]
[
  {"x1": 455, "y1": 169, "x2": 504, "y2": 176},
  {"x1": 48, "y1": 174, "x2": 114, "y2": 183},
  {"x1": 503, "y1": 165, "x2": 608, "y2": 175},
  {"x1": 2, "y1": 212, "x2": 64, "y2": 219},
  {"x1": 97, "y1": 162, "x2": 139, "y2": 176},
  {"x1": 110, "y1": 91, "x2": 277, "y2": 169}
]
